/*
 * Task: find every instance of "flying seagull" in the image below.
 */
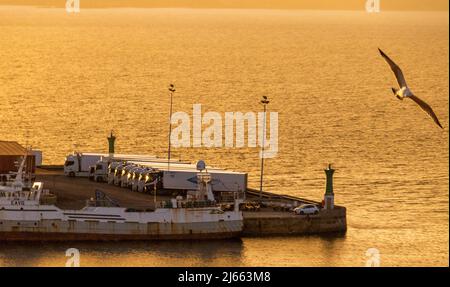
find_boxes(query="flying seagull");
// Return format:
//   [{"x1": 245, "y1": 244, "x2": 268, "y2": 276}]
[{"x1": 378, "y1": 48, "x2": 443, "y2": 129}]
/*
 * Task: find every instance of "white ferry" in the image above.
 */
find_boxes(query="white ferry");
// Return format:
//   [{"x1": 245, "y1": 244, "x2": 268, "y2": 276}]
[{"x1": 0, "y1": 154, "x2": 244, "y2": 241}]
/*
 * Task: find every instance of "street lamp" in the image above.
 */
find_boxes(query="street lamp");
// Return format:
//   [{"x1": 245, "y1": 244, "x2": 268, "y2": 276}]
[
  {"x1": 259, "y1": 96, "x2": 270, "y2": 200},
  {"x1": 167, "y1": 84, "x2": 176, "y2": 171}
]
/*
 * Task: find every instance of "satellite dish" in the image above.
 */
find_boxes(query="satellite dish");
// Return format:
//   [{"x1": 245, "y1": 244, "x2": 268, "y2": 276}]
[{"x1": 196, "y1": 160, "x2": 206, "y2": 172}]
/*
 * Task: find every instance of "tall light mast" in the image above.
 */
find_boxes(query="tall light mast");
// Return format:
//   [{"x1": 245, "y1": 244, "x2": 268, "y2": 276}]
[
  {"x1": 259, "y1": 96, "x2": 270, "y2": 200},
  {"x1": 167, "y1": 84, "x2": 176, "y2": 171}
]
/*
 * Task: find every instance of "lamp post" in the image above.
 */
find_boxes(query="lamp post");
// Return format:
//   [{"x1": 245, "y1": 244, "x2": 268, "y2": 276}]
[
  {"x1": 259, "y1": 96, "x2": 270, "y2": 200},
  {"x1": 167, "y1": 84, "x2": 176, "y2": 171}
]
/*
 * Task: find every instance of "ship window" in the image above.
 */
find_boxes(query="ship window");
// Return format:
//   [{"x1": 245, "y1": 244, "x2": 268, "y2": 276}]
[{"x1": 125, "y1": 208, "x2": 143, "y2": 212}]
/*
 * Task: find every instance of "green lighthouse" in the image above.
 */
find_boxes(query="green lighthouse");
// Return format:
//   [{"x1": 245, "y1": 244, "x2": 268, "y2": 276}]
[
  {"x1": 108, "y1": 131, "x2": 116, "y2": 156},
  {"x1": 324, "y1": 164, "x2": 335, "y2": 210}
]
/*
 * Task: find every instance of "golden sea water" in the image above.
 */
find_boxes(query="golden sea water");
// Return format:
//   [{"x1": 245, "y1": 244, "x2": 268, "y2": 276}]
[{"x1": 0, "y1": 7, "x2": 448, "y2": 266}]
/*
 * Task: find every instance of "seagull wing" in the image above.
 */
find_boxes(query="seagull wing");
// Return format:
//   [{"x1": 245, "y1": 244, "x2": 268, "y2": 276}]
[
  {"x1": 409, "y1": 95, "x2": 444, "y2": 129},
  {"x1": 379, "y1": 48, "x2": 408, "y2": 88}
]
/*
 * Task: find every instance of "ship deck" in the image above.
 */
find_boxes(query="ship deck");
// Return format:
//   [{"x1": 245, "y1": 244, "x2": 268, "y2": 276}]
[{"x1": 35, "y1": 168, "x2": 162, "y2": 210}]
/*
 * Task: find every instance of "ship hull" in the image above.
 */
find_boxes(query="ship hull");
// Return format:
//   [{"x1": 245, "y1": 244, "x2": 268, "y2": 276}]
[
  {"x1": 0, "y1": 219, "x2": 243, "y2": 241},
  {"x1": 0, "y1": 231, "x2": 242, "y2": 241}
]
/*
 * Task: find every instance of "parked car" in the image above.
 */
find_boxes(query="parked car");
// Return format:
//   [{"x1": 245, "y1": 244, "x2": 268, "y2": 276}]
[
  {"x1": 293, "y1": 204, "x2": 319, "y2": 215},
  {"x1": 240, "y1": 202, "x2": 261, "y2": 212}
]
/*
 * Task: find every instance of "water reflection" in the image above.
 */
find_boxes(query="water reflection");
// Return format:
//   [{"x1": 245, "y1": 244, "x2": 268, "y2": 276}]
[
  {"x1": 0, "y1": 239, "x2": 244, "y2": 267},
  {"x1": 0, "y1": 7, "x2": 447, "y2": 267},
  {"x1": 241, "y1": 233, "x2": 351, "y2": 267}
]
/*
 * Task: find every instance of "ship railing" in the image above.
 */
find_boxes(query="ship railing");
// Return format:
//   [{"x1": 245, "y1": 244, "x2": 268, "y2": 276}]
[
  {"x1": 158, "y1": 200, "x2": 217, "y2": 209},
  {"x1": 39, "y1": 190, "x2": 57, "y2": 205},
  {"x1": 0, "y1": 191, "x2": 35, "y2": 200}
]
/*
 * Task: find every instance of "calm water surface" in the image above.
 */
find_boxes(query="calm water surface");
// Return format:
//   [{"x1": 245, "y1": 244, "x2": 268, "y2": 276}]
[{"x1": 0, "y1": 7, "x2": 448, "y2": 266}]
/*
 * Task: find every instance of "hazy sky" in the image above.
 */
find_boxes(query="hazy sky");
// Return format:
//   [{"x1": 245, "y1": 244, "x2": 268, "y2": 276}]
[{"x1": 0, "y1": 0, "x2": 448, "y2": 10}]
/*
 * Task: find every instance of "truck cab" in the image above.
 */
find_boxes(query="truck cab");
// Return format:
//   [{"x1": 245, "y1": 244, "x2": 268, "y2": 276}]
[
  {"x1": 93, "y1": 160, "x2": 109, "y2": 182},
  {"x1": 88, "y1": 166, "x2": 95, "y2": 181},
  {"x1": 130, "y1": 167, "x2": 145, "y2": 192},
  {"x1": 137, "y1": 169, "x2": 151, "y2": 193},
  {"x1": 64, "y1": 153, "x2": 103, "y2": 178},
  {"x1": 127, "y1": 166, "x2": 142, "y2": 190},
  {"x1": 120, "y1": 164, "x2": 135, "y2": 188},
  {"x1": 64, "y1": 155, "x2": 77, "y2": 177},
  {"x1": 137, "y1": 169, "x2": 161, "y2": 193},
  {"x1": 108, "y1": 162, "x2": 121, "y2": 184},
  {"x1": 113, "y1": 163, "x2": 125, "y2": 186}
]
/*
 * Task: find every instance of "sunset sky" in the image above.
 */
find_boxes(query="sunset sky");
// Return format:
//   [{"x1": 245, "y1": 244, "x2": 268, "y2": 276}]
[{"x1": 0, "y1": 0, "x2": 448, "y2": 10}]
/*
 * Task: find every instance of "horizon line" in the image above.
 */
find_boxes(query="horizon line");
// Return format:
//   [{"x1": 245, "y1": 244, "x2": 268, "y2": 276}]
[{"x1": 0, "y1": 5, "x2": 449, "y2": 12}]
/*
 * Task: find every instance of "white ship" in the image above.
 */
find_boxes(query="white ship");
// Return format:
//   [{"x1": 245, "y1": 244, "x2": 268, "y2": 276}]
[{"x1": 0, "y1": 154, "x2": 244, "y2": 241}]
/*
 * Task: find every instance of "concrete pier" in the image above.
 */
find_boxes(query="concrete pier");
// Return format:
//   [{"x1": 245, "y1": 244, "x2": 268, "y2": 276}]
[
  {"x1": 35, "y1": 168, "x2": 347, "y2": 237},
  {"x1": 243, "y1": 188, "x2": 347, "y2": 236},
  {"x1": 242, "y1": 208, "x2": 346, "y2": 236}
]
